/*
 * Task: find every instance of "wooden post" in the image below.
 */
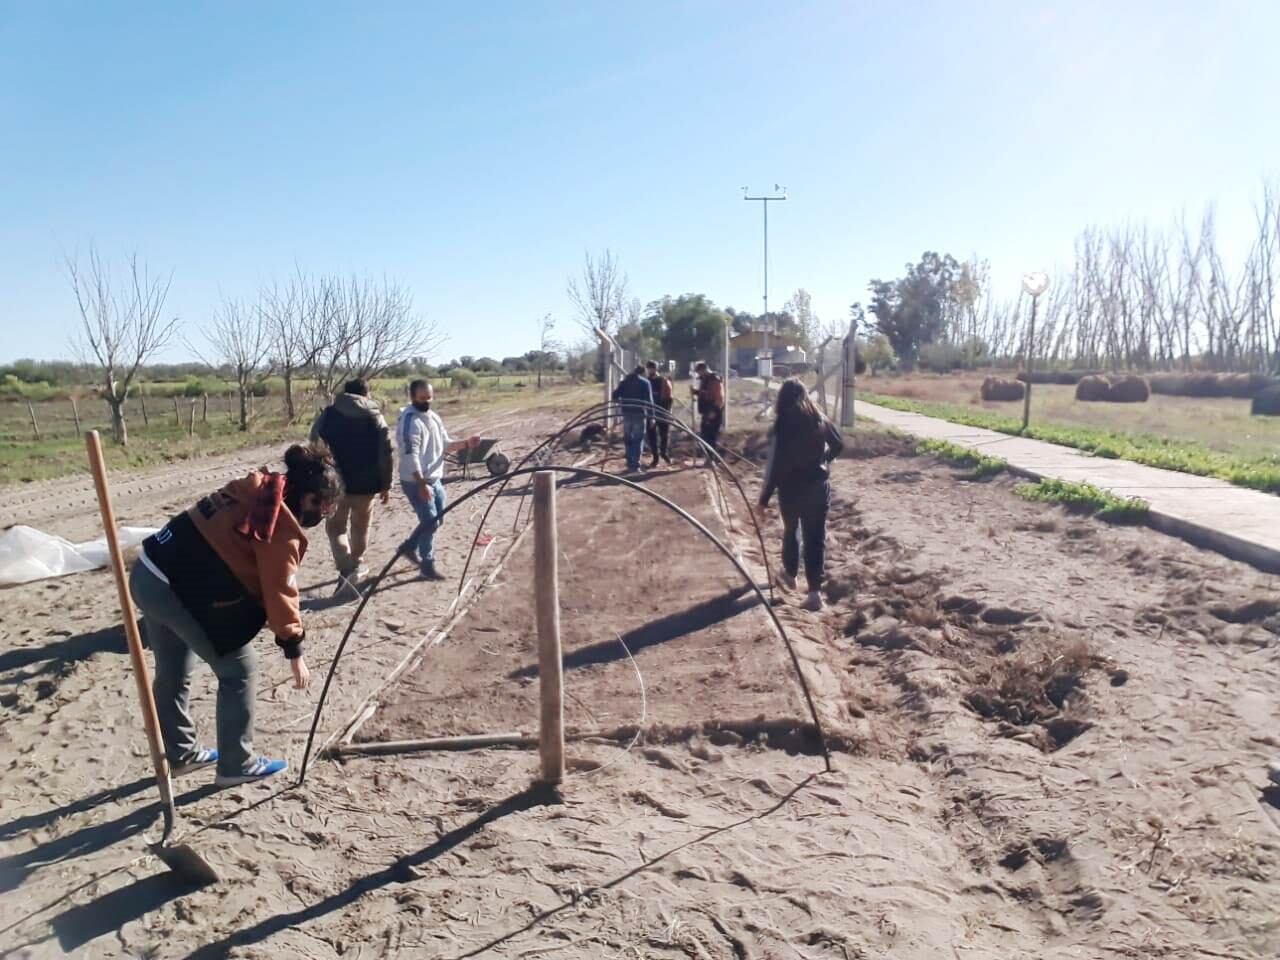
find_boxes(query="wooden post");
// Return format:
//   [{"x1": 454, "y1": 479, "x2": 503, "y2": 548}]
[
  {"x1": 172, "y1": 397, "x2": 181, "y2": 426},
  {"x1": 70, "y1": 395, "x2": 82, "y2": 437},
  {"x1": 140, "y1": 393, "x2": 149, "y2": 427},
  {"x1": 26, "y1": 401, "x2": 40, "y2": 440},
  {"x1": 533, "y1": 471, "x2": 564, "y2": 785},
  {"x1": 202, "y1": 393, "x2": 208, "y2": 423},
  {"x1": 188, "y1": 400, "x2": 197, "y2": 437}
]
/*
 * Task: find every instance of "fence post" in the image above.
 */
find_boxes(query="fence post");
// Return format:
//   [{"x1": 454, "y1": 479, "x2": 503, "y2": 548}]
[
  {"x1": 188, "y1": 401, "x2": 196, "y2": 437},
  {"x1": 172, "y1": 397, "x2": 181, "y2": 426},
  {"x1": 26, "y1": 402, "x2": 40, "y2": 440},
  {"x1": 202, "y1": 394, "x2": 208, "y2": 423},
  {"x1": 140, "y1": 394, "x2": 149, "y2": 427},
  {"x1": 71, "y1": 395, "x2": 82, "y2": 437},
  {"x1": 533, "y1": 471, "x2": 564, "y2": 786}
]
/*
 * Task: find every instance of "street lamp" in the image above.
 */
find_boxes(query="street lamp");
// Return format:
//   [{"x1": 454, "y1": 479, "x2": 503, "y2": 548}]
[{"x1": 1020, "y1": 272, "x2": 1049, "y2": 431}]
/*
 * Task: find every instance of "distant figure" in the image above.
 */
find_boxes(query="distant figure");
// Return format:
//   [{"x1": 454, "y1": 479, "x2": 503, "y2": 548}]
[
  {"x1": 310, "y1": 379, "x2": 392, "y2": 587},
  {"x1": 691, "y1": 360, "x2": 725, "y2": 464},
  {"x1": 612, "y1": 365, "x2": 654, "y2": 472},
  {"x1": 755, "y1": 378, "x2": 844, "y2": 612},
  {"x1": 396, "y1": 380, "x2": 481, "y2": 580},
  {"x1": 131, "y1": 443, "x2": 340, "y2": 785},
  {"x1": 645, "y1": 360, "x2": 674, "y2": 467}
]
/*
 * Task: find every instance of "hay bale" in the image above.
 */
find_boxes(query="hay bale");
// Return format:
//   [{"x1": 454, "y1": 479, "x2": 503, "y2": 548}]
[
  {"x1": 1252, "y1": 384, "x2": 1280, "y2": 416},
  {"x1": 980, "y1": 377, "x2": 1025, "y2": 402},
  {"x1": 1106, "y1": 374, "x2": 1150, "y2": 403},
  {"x1": 1075, "y1": 375, "x2": 1112, "y2": 402}
]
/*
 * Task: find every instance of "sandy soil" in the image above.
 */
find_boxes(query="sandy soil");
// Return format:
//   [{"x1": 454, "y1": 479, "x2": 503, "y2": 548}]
[{"x1": 2, "y1": 403, "x2": 1278, "y2": 959}]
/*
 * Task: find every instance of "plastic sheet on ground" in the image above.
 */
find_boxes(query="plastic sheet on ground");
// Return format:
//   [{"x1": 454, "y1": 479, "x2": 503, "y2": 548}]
[{"x1": 0, "y1": 524, "x2": 157, "y2": 586}]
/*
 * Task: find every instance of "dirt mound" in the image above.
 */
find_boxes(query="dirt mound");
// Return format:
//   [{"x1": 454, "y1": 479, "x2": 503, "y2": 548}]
[
  {"x1": 980, "y1": 377, "x2": 1025, "y2": 402},
  {"x1": 1074, "y1": 374, "x2": 1111, "y2": 401},
  {"x1": 1252, "y1": 384, "x2": 1280, "y2": 416}
]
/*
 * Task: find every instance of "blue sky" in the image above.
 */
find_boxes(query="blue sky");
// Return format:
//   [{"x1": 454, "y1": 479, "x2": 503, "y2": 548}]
[{"x1": 2, "y1": 0, "x2": 1278, "y2": 364}]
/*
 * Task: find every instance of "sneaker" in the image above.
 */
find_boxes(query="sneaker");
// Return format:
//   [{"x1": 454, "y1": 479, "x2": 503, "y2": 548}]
[
  {"x1": 172, "y1": 747, "x2": 218, "y2": 778},
  {"x1": 215, "y1": 756, "x2": 288, "y2": 787},
  {"x1": 649, "y1": 458, "x2": 659, "y2": 469},
  {"x1": 398, "y1": 540, "x2": 420, "y2": 565},
  {"x1": 662, "y1": 455, "x2": 673, "y2": 466},
  {"x1": 1268, "y1": 759, "x2": 1280, "y2": 786},
  {"x1": 801, "y1": 591, "x2": 824, "y2": 612},
  {"x1": 351, "y1": 563, "x2": 370, "y2": 581},
  {"x1": 779, "y1": 572, "x2": 798, "y2": 591},
  {"x1": 419, "y1": 562, "x2": 446, "y2": 582}
]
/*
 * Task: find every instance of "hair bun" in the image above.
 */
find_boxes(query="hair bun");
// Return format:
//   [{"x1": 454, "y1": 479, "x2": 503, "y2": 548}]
[{"x1": 283, "y1": 444, "x2": 308, "y2": 472}]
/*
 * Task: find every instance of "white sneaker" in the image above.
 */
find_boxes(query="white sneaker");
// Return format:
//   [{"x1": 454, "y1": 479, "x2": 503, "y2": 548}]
[
  {"x1": 801, "y1": 591, "x2": 824, "y2": 612},
  {"x1": 1267, "y1": 759, "x2": 1280, "y2": 786}
]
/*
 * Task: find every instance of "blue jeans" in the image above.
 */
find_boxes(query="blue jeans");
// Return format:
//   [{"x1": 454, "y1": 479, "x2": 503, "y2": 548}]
[
  {"x1": 622, "y1": 414, "x2": 647, "y2": 469},
  {"x1": 401, "y1": 478, "x2": 446, "y2": 568}
]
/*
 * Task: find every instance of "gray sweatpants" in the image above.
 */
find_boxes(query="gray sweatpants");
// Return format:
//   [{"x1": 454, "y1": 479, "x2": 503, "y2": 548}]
[{"x1": 129, "y1": 561, "x2": 256, "y2": 777}]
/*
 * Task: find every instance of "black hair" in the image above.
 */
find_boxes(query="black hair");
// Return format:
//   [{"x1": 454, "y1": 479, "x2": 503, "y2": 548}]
[
  {"x1": 344, "y1": 378, "x2": 369, "y2": 397},
  {"x1": 646, "y1": 360, "x2": 658, "y2": 371},
  {"x1": 408, "y1": 379, "x2": 430, "y2": 397},
  {"x1": 282, "y1": 442, "x2": 342, "y2": 514},
  {"x1": 632, "y1": 365, "x2": 646, "y2": 376},
  {"x1": 694, "y1": 361, "x2": 708, "y2": 372},
  {"x1": 772, "y1": 378, "x2": 822, "y2": 440}
]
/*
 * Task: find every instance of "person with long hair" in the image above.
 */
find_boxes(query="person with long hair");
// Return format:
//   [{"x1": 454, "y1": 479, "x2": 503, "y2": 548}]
[
  {"x1": 130, "y1": 443, "x2": 341, "y2": 785},
  {"x1": 755, "y1": 378, "x2": 844, "y2": 611}
]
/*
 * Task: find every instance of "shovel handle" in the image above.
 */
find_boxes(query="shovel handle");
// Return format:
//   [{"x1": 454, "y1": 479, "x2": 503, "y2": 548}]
[{"x1": 85, "y1": 431, "x2": 176, "y2": 813}]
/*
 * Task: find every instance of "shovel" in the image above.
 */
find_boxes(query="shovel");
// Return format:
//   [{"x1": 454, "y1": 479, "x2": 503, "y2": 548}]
[{"x1": 85, "y1": 431, "x2": 219, "y2": 886}]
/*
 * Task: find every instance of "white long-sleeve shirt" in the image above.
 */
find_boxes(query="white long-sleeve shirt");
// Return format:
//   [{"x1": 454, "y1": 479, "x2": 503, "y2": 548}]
[{"x1": 397, "y1": 406, "x2": 452, "y2": 483}]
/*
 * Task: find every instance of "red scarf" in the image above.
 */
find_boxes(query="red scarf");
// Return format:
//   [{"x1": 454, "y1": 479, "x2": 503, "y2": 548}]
[{"x1": 236, "y1": 470, "x2": 287, "y2": 542}]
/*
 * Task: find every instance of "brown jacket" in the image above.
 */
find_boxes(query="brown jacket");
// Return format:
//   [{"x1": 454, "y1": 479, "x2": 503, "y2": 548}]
[{"x1": 188, "y1": 471, "x2": 308, "y2": 643}]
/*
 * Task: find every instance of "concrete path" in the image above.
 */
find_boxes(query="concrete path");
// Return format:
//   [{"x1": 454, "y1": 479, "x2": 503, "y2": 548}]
[{"x1": 847, "y1": 399, "x2": 1278, "y2": 573}]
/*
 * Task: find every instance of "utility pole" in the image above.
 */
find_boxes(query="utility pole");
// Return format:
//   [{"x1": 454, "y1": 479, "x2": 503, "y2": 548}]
[
  {"x1": 1020, "y1": 273, "x2": 1049, "y2": 432},
  {"x1": 743, "y1": 186, "x2": 787, "y2": 384}
]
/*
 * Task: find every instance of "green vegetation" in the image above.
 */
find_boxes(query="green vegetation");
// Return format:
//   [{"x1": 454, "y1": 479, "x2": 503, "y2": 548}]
[
  {"x1": 1014, "y1": 478, "x2": 1150, "y2": 524},
  {"x1": 915, "y1": 438, "x2": 1006, "y2": 478},
  {"x1": 863, "y1": 392, "x2": 1280, "y2": 494}
]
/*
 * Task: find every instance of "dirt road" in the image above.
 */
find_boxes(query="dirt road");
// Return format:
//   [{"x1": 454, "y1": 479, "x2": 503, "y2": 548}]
[{"x1": 2, "y1": 410, "x2": 1278, "y2": 958}]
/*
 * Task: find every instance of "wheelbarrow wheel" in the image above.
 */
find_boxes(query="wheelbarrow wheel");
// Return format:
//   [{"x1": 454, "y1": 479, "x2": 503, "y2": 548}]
[{"x1": 486, "y1": 452, "x2": 511, "y2": 477}]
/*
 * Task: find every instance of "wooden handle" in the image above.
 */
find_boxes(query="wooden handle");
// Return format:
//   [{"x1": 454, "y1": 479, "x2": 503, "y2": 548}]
[
  {"x1": 85, "y1": 431, "x2": 175, "y2": 808},
  {"x1": 533, "y1": 471, "x2": 564, "y2": 785}
]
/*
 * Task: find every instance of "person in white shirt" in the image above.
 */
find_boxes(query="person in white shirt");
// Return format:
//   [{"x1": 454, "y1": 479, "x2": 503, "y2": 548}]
[{"x1": 396, "y1": 379, "x2": 480, "y2": 580}]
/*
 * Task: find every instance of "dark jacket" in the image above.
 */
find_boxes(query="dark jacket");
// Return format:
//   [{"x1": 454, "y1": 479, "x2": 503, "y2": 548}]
[
  {"x1": 647, "y1": 374, "x2": 674, "y2": 411},
  {"x1": 694, "y1": 372, "x2": 725, "y2": 416},
  {"x1": 310, "y1": 393, "x2": 393, "y2": 496},
  {"x1": 759, "y1": 414, "x2": 844, "y2": 506},
  {"x1": 142, "y1": 470, "x2": 308, "y2": 657},
  {"x1": 612, "y1": 373, "x2": 654, "y2": 416}
]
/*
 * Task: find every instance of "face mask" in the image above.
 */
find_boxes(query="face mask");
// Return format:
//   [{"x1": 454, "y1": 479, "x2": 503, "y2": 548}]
[{"x1": 413, "y1": 400, "x2": 432, "y2": 413}]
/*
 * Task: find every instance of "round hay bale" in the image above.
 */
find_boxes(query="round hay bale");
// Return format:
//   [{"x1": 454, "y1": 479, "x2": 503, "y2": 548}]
[
  {"x1": 980, "y1": 376, "x2": 1025, "y2": 402},
  {"x1": 1252, "y1": 384, "x2": 1280, "y2": 417},
  {"x1": 1075, "y1": 375, "x2": 1111, "y2": 402},
  {"x1": 1106, "y1": 374, "x2": 1150, "y2": 403}
]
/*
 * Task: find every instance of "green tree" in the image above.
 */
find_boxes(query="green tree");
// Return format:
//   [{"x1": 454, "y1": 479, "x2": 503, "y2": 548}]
[
  {"x1": 654, "y1": 294, "x2": 730, "y2": 371},
  {"x1": 867, "y1": 252, "x2": 961, "y2": 371}
]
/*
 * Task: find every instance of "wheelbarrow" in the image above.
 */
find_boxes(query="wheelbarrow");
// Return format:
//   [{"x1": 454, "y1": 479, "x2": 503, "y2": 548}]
[{"x1": 449, "y1": 437, "x2": 511, "y2": 479}]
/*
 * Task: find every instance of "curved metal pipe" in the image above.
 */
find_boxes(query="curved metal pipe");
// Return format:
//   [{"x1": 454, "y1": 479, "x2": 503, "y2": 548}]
[
  {"x1": 298, "y1": 463, "x2": 831, "y2": 783},
  {"x1": 456, "y1": 400, "x2": 774, "y2": 606}
]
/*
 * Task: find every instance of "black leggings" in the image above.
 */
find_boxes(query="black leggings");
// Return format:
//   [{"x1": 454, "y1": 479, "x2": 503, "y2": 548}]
[
  {"x1": 646, "y1": 419, "x2": 670, "y2": 460},
  {"x1": 699, "y1": 411, "x2": 722, "y2": 453},
  {"x1": 779, "y1": 479, "x2": 830, "y2": 589}
]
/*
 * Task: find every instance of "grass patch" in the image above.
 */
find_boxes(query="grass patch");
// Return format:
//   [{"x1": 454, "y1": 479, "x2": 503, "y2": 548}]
[
  {"x1": 915, "y1": 438, "x2": 1006, "y2": 478},
  {"x1": 1013, "y1": 478, "x2": 1150, "y2": 523},
  {"x1": 863, "y1": 392, "x2": 1280, "y2": 494}
]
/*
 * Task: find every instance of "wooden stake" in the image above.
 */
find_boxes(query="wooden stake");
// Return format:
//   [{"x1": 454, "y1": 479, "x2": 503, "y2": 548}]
[
  {"x1": 172, "y1": 396, "x2": 181, "y2": 426},
  {"x1": 533, "y1": 471, "x2": 564, "y2": 785},
  {"x1": 201, "y1": 393, "x2": 208, "y2": 423},
  {"x1": 188, "y1": 400, "x2": 196, "y2": 437},
  {"x1": 140, "y1": 393, "x2": 149, "y2": 427},
  {"x1": 70, "y1": 395, "x2": 82, "y2": 437},
  {"x1": 26, "y1": 401, "x2": 40, "y2": 440}
]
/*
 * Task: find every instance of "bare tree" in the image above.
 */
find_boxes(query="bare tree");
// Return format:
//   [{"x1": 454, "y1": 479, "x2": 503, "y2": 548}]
[
  {"x1": 567, "y1": 250, "x2": 628, "y2": 338},
  {"x1": 534, "y1": 313, "x2": 559, "y2": 389},
  {"x1": 311, "y1": 274, "x2": 444, "y2": 400},
  {"x1": 199, "y1": 296, "x2": 274, "y2": 431},
  {"x1": 67, "y1": 247, "x2": 179, "y2": 445},
  {"x1": 261, "y1": 267, "x2": 328, "y2": 421}
]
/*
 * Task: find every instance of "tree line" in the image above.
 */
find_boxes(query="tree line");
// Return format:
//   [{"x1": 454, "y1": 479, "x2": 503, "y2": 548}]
[{"x1": 863, "y1": 183, "x2": 1280, "y2": 375}]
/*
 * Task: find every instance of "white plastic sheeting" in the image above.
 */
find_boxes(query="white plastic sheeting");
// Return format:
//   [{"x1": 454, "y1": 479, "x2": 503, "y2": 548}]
[{"x1": 0, "y1": 525, "x2": 156, "y2": 586}]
